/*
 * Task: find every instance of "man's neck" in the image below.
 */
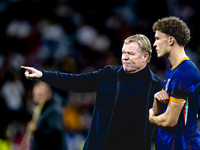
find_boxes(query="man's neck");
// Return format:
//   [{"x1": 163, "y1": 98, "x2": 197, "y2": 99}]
[{"x1": 168, "y1": 45, "x2": 187, "y2": 68}]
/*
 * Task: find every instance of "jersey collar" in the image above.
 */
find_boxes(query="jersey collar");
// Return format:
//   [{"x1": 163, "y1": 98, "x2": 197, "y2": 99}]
[{"x1": 172, "y1": 56, "x2": 189, "y2": 70}]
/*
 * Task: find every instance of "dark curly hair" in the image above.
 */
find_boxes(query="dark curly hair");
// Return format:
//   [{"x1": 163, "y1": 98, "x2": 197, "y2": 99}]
[{"x1": 153, "y1": 16, "x2": 191, "y2": 47}]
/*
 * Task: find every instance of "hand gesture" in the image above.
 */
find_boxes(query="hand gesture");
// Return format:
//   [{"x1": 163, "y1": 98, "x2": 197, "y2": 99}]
[
  {"x1": 154, "y1": 90, "x2": 169, "y2": 104},
  {"x1": 21, "y1": 66, "x2": 43, "y2": 80}
]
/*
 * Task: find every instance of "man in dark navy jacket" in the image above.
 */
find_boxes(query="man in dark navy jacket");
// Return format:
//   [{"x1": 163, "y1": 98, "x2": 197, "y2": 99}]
[{"x1": 21, "y1": 34, "x2": 163, "y2": 150}]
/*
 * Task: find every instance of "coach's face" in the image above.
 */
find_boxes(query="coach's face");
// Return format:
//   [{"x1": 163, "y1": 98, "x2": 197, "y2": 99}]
[{"x1": 122, "y1": 42, "x2": 148, "y2": 74}]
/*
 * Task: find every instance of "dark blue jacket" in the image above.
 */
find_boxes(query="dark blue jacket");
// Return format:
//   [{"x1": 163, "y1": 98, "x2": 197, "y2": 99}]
[{"x1": 41, "y1": 65, "x2": 163, "y2": 150}]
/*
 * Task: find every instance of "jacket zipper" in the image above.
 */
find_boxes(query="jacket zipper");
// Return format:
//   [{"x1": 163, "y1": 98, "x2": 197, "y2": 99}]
[{"x1": 144, "y1": 81, "x2": 153, "y2": 150}]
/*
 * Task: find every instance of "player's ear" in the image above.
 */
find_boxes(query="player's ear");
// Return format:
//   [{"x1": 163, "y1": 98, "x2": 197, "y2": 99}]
[{"x1": 168, "y1": 36, "x2": 175, "y2": 46}]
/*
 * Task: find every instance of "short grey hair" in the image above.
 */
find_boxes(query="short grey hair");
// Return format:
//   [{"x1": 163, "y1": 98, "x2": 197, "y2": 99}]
[{"x1": 124, "y1": 34, "x2": 152, "y2": 63}]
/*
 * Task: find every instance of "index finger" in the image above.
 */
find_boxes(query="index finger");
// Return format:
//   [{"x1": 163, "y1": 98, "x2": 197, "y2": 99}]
[{"x1": 21, "y1": 66, "x2": 31, "y2": 70}]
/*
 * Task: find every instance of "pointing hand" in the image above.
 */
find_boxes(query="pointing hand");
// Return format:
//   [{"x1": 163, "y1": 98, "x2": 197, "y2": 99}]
[{"x1": 21, "y1": 66, "x2": 43, "y2": 80}]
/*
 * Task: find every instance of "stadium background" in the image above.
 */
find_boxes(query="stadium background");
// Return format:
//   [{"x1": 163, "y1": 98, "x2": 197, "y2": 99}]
[{"x1": 0, "y1": 0, "x2": 199, "y2": 149}]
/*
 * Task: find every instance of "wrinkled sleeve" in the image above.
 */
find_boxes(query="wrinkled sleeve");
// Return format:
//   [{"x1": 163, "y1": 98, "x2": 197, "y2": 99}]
[{"x1": 40, "y1": 69, "x2": 102, "y2": 92}]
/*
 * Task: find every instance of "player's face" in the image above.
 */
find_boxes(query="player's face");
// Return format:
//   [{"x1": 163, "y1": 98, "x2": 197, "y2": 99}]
[
  {"x1": 121, "y1": 42, "x2": 147, "y2": 74},
  {"x1": 153, "y1": 31, "x2": 170, "y2": 58}
]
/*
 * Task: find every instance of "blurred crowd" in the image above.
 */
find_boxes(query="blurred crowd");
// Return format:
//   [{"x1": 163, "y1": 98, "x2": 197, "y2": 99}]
[{"x1": 0, "y1": 0, "x2": 200, "y2": 150}]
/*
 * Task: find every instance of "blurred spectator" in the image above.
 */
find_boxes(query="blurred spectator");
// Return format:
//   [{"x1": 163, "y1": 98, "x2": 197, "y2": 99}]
[
  {"x1": 1, "y1": 72, "x2": 25, "y2": 121},
  {"x1": 6, "y1": 18, "x2": 31, "y2": 39},
  {"x1": 63, "y1": 91, "x2": 95, "y2": 150},
  {"x1": 36, "y1": 19, "x2": 70, "y2": 62},
  {"x1": 20, "y1": 81, "x2": 67, "y2": 150},
  {"x1": 75, "y1": 24, "x2": 98, "y2": 48},
  {"x1": 64, "y1": 92, "x2": 82, "y2": 132}
]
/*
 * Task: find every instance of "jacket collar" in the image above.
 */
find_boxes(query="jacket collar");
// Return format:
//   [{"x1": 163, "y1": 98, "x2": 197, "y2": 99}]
[{"x1": 114, "y1": 65, "x2": 161, "y2": 83}]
